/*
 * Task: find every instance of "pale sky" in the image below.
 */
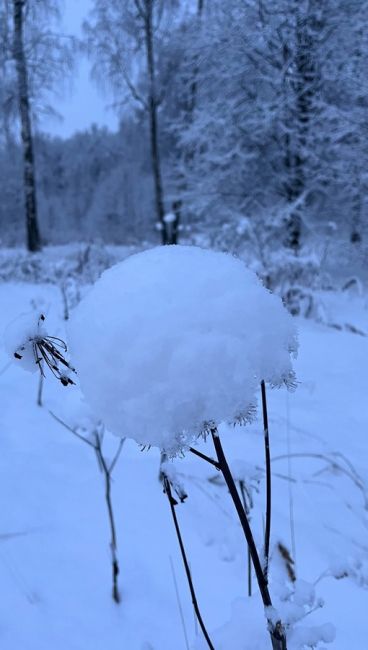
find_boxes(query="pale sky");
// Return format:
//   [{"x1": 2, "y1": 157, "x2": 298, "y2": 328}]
[{"x1": 41, "y1": 0, "x2": 119, "y2": 138}]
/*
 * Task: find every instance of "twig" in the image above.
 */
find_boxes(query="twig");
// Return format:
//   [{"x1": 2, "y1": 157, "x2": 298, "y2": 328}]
[
  {"x1": 159, "y1": 451, "x2": 168, "y2": 483},
  {"x1": 272, "y1": 451, "x2": 368, "y2": 510},
  {"x1": 0, "y1": 360, "x2": 12, "y2": 377},
  {"x1": 286, "y1": 391, "x2": 297, "y2": 567},
  {"x1": 189, "y1": 447, "x2": 220, "y2": 470},
  {"x1": 37, "y1": 373, "x2": 43, "y2": 407},
  {"x1": 95, "y1": 433, "x2": 122, "y2": 604},
  {"x1": 163, "y1": 477, "x2": 215, "y2": 650},
  {"x1": 49, "y1": 410, "x2": 95, "y2": 447},
  {"x1": 60, "y1": 283, "x2": 69, "y2": 321},
  {"x1": 239, "y1": 480, "x2": 252, "y2": 597},
  {"x1": 50, "y1": 411, "x2": 123, "y2": 603},
  {"x1": 169, "y1": 555, "x2": 190, "y2": 650},
  {"x1": 109, "y1": 438, "x2": 125, "y2": 474},
  {"x1": 261, "y1": 380, "x2": 271, "y2": 583}
]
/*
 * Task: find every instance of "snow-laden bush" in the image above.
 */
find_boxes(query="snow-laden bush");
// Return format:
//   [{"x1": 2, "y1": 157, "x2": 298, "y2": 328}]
[
  {"x1": 68, "y1": 245, "x2": 297, "y2": 453},
  {"x1": 0, "y1": 243, "x2": 129, "y2": 286}
]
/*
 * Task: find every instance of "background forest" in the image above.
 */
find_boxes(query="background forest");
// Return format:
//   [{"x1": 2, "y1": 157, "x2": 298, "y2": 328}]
[{"x1": 0, "y1": 0, "x2": 367, "y2": 284}]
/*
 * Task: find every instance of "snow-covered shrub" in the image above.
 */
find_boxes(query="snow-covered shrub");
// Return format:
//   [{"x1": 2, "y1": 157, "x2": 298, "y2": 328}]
[
  {"x1": 68, "y1": 245, "x2": 297, "y2": 454},
  {"x1": 257, "y1": 249, "x2": 323, "y2": 318},
  {"x1": 0, "y1": 243, "x2": 131, "y2": 286}
]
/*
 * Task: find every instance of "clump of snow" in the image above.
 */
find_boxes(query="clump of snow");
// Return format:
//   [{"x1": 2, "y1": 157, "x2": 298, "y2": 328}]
[
  {"x1": 195, "y1": 596, "x2": 334, "y2": 650},
  {"x1": 3, "y1": 312, "x2": 46, "y2": 373},
  {"x1": 161, "y1": 460, "x2": 187, "y2": 502},
  {"x1": 49, "y1": 389, "x2": 101, "y2": 435},
  {"x1": 289, "y1": 623, "x2": 335, "y2": 648},
  {"x1": 68, "y1": 245, "x2": 297, "y2": 453},
  {"x1": 163, "y1": 211, "x2": 176, "y2": 224}
]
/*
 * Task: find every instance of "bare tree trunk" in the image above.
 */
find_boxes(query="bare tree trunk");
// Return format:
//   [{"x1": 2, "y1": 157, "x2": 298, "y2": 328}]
[
  {"x1": 283, "y1": 4, "x2": 319, "y2": 254},
  {"x1": 13, "y1": 0, "x2": 41, "y2": 252},
  {"x1": 172, "y1": 0, "x2": 204, "y2": 244},
  {"x1": 143, "y1": 0, "x2": 167, "y2": 244},
  {"x1": 351, "y1": 171, "x2": 362, "y2": 244},
  {"x1": 188, "y1": 0, "x2": 204, "y2": 117}
]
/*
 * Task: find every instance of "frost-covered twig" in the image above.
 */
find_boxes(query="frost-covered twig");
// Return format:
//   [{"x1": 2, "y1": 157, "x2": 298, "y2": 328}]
[
  {"x1": 163, "y1": 476, "x2": 215, "y2": 650},
  {"x1": 50, "y1": 411, "x2": 124, "y2": 603}
]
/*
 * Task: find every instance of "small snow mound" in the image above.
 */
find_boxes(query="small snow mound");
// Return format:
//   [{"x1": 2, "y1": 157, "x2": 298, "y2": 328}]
[{"x1": 68, "y1": 246, "x2": 297, "y2": 452}]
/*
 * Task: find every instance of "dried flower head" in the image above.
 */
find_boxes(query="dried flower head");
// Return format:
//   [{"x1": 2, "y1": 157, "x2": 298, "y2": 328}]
[{"x1": 7, "y1": 312, "x2": 76, "y2": 387}]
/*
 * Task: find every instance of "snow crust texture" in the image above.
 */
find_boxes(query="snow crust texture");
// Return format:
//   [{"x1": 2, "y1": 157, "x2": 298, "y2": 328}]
[{"x1": 68, "y1": 245, "x2": 297, "y2": 452}]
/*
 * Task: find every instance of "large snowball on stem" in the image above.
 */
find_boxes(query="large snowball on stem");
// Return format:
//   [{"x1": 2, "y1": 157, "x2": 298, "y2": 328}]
[{"x1": 68, "y1": 246, "x2": 297, "y2": 453}]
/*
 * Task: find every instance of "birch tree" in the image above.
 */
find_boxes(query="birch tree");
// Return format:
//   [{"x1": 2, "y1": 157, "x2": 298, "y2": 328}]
[
  {"x1": 84, "y1": 0, "x2": 179, "y2": 245},
  {"x1": 0, "y1": 0, "x2": 74, "y2": 251}
]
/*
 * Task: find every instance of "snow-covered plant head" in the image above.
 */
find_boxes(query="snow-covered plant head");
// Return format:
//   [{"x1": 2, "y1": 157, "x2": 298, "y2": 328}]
[
  {"x1": 4, "y1": 312, "x2": 76, "y2": 386},
  {"x1": 67, "y1": 245, "x2": 297, "y2": 454}
]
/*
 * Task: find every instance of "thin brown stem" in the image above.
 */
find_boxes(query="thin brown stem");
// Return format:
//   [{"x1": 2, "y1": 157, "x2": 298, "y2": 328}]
[{"x1": 163, "y1": 477, "x2": 215, "y2": 650}]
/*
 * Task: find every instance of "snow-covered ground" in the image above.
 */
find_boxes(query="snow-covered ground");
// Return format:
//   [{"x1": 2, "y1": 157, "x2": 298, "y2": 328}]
[{"x1": 0, "y1": 281, "x2": 367, "y2": 649}]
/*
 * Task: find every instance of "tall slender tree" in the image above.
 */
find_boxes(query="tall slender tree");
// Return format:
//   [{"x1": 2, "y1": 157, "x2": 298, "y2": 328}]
[
  {"x1": 0, "y1": 0, "x2": 74, "y2": 251},
  {"x1": 84, "y1": 0, "x2": 179, "y2": 245},
  {"x1": 12, "y1": 0, "x2": 41, "y2": 251}
]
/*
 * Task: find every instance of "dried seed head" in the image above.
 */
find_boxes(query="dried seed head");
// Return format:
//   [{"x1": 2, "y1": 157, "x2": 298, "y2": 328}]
[{"x1": 8, "y1": 312, "x2": 76, "y2": 387}]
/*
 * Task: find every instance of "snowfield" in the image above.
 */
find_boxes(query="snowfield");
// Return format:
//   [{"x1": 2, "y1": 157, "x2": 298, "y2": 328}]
[{"x1": 0, "y1": 279, "x2": 367, "y2": 649}]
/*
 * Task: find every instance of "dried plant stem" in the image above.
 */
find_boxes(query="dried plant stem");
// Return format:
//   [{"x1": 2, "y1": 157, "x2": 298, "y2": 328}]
[
  {"x1": 60, "y1": 283, "x2": 69, "y2": 321},
  {"x1": 163, "y1": 477, "x2": 215, "y2": 650},
  {"x1": 159, "y1": 451, "x2": 168, "y2": 483},
  {"x1": 37, "y1": 373, "x2": 43, "y2": 407},
  {"x1": 169, "y1": 555, "x2": 190, "y2": 650},
  {"x1": 50, "y1": 411, "x2": 123, "y2": 603},
  {"x1": 95, "y1": 435, "x2": 124, "y2": 604},
  {"x1": 261, "y1": 380, "x2": 271, "y2": 583},
  {"x1": 210, "y1": 428, "x2": 287, "y2": 650},
  {"x1": 239, "y1": 480, "x2": 252, "y2": 597},
  {"x1": 189, "y1": 447, "x2": 220, "y2": 470}
]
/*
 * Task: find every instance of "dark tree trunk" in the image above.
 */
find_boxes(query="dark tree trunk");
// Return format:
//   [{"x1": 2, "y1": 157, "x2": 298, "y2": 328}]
[
  {"x1": 188, "y1": 0, "x2": 204, "y2": 116},
  {"x1": 13, "y1": 0, "x2": 41, "y2": 252},
  {"x1": 143, "y1": 0, "x2": 168, "y2": 244},
  {"x1": 171, "y1": 0, "x2": 204, "y2": 244},
  {"x1": 283, "y1": 5, "x2": 319, "y2": 254},
  {"x1": 351, "y1": 181, "x2": 362, "y2": 244}
]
